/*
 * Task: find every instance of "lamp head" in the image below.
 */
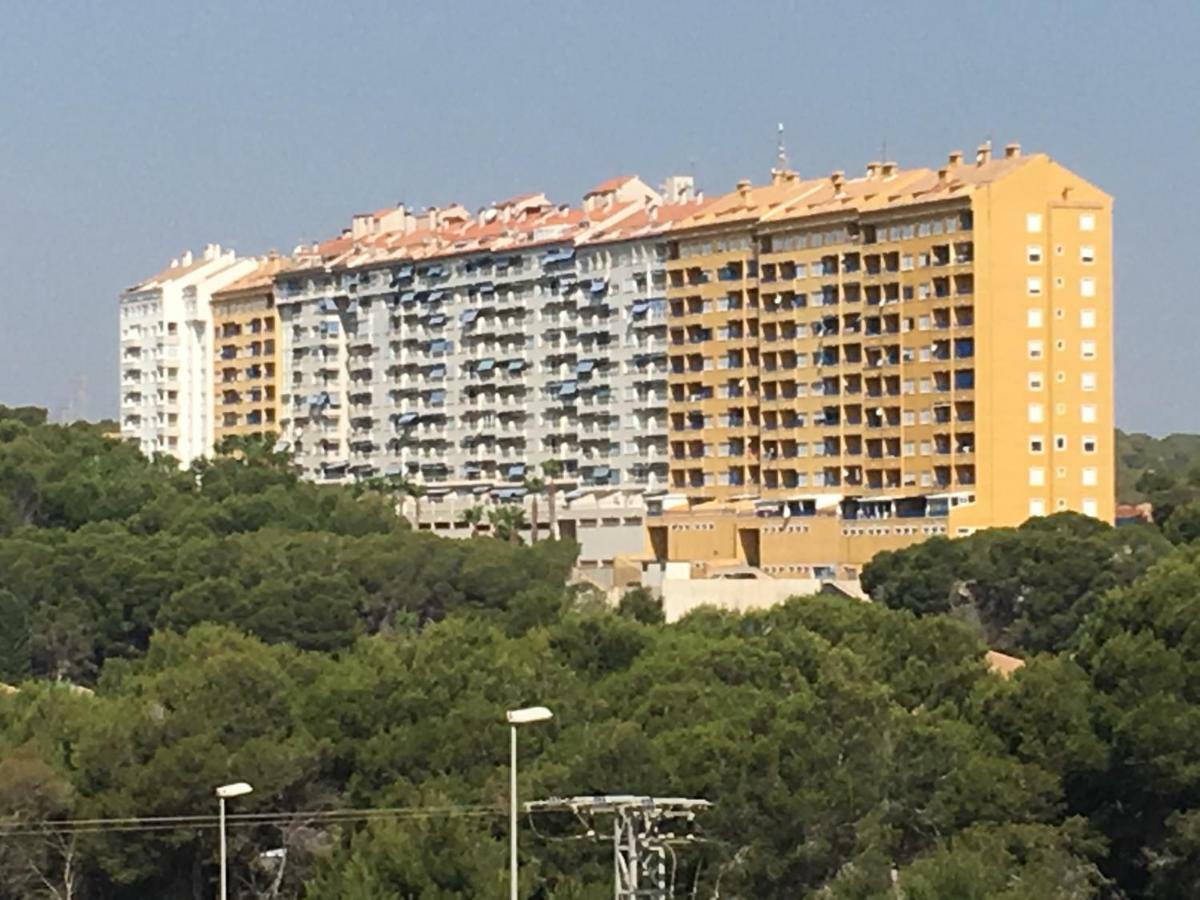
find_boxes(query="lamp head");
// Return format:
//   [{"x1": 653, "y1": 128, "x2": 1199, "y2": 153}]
[
  {"x1": 215, "y1": 782, "x2": 253, "y2": 799},
  {"x1": 506, "y1": 706, "x2": 553, "y2": 725}
]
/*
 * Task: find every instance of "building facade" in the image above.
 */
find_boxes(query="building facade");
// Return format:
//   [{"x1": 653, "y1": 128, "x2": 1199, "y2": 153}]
[
  {"x1": 210, "y1": 256, "x2": 286, "y2": 446},
  {"x1": 119, "y1": 245, "x2": 255, "y2": 464},
  {"x1": 648, "y1": 144, "x2": 1114, "y2": 575}
]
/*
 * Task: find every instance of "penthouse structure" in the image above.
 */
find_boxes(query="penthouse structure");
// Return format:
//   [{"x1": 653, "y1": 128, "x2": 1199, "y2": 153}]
[
  {"x1": 647, "y1": 144, "x2": 1114, "y2": 576},
  {"x1": 119, "y1": 245, "x2": 255, "y2": 463}
]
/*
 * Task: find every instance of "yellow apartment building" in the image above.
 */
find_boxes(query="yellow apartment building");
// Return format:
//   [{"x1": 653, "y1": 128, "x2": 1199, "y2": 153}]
[
  {"x1": 211, "y1": 256, "x2": 287, "y2": 447},
  {"x1": 647, "y1": 144, "x2": 1113, "y2": 577}
]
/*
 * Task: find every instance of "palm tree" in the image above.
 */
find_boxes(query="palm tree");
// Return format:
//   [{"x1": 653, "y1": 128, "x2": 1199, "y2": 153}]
[
  {"x1": 487, "y1": 504, "x2": 527, "y2": 544},
  {"x1": 460, "y1": 504, "x2": 486, "y2": 535},
  {"x1": 522, "y1": 476, "x2": 544, "y2": 543},
  {"x1": 404, "y1": 480, "x2": 427, "y2": 531},
  {"x1": 540, "y1": 459, "x2": 563, "y2": 539}
]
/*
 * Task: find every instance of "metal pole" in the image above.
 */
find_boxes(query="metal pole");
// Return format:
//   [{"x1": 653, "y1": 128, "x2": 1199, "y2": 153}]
[
  {"x1": 510, "y1": 724, "x2": 518, "y2": 900},
  {"x1": 219, "y1": 796, "x2": 227, "y2": 900}
]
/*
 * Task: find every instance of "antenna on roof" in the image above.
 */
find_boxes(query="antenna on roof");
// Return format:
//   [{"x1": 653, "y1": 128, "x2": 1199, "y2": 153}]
[
  {"x1": 881, "y1": 138, "x2": 888, "y2": 162},
  {"x1": 776, "y1": 122, "x2": 788, "y2": 170}
]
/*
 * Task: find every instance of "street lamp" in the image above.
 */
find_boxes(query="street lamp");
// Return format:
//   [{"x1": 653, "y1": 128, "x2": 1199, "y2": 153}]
[
  {"x1": 215, "y1": 782, "x2": 253, "y2": 900},
  {"x1": 506, "y1": 706, "x2": 553, "y2": 900}
]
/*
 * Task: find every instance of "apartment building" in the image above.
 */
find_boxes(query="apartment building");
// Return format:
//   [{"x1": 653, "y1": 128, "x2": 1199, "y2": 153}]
[
  {"x1": 211, "y1": 255, "x2": 287, "y2": 446},
  {"x1": 648, "y1": 144, "x2": 1113, "y2": 575},
  {"x1": 119, "y1": 245, "x2": 256, "y2": 463}
]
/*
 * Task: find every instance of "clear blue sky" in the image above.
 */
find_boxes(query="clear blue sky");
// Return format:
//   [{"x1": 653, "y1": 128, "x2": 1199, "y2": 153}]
[{"x1": 1, "y1": 0, "x2": 1196, "y2": 433}]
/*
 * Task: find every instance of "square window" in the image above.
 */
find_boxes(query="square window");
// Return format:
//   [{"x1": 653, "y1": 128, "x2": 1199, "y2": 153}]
[
  {"x1": 1027, "y1": 308, "x2": 1043, "y2": 328},
  {"x1": 1056, "y1": 371, "x2": 1066, "y2": 383},
  {"x1": 1081, "y1": 277, "x2": 1096, "y2": 298},
  {"x1": 1027, "y1": 276, "x2": 1043, "y2": 296},
  {"x1": 1028, "y1": 339, "x2": 1044, "y2": 359},
  {"x1": 1081, "y1": 372, "x2": 1097, "y2": 391},
  {"x1": 1083, "y1": 498, "x2": 1099, "y2": 517},
  {"x1": 1028, "y1": 372, "x2": 1044, "y2": 391},
  {"x1": 1057, "y1": 498, "x2": 1069, "y2": 510},
  {"x1": 1027, "y1": 245, "x2": 1043, "y2": 264},
  {"x1": 1080, "y1": 213, "x2": 1096, "y2": 232},
  {"x1": 1081, "y1": 309, "x2": 1096, "y2": 328},
  {"x1": 1029, "y1": 498, "x2": 1046, "y2": 517},
  {"x1": 1082, "y1": 436, "x2": 1097, "y2": 454},
  {"x1": 1030, "y1": 436, "x2": 1045, "y2": 453},
  {"x1": 1055, "y1": 339, "x2": 1066, "y2": 351},
  {"x1": 1029, "y1": 466, "x2": 1045, "y2": 487},
  {"x1": 1083, "y1": 467, "x2": 1098, "y2": 486},
  {"x1": 1026, "y1": 213, "x2": 1043, "y2": 233},
  {"x1": 1055, "y1": 435, "x2": 1068, "y2": 451},
  {"x1": 1028, "y1": 403, "x2": 1044, "y2": 423},
  {"x1": 1081, "y1": 404, "x2": 1097, "y2": 424},
  {"x1": 1081, "y1": 340, "x2": 1097, "y2": 359},
  {"x1": 1080, "y1": 245, "x2": 1095, "y2": 264},
  {"x1": 1056, "y1": 308, "x2": 1065, "y2": 320}
]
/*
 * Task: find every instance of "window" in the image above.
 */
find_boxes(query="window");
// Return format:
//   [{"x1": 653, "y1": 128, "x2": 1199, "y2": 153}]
[
  {"x1": 1056, "y1": 339, "x2": 1066, "y2": 351},
  {"x1": 918, "y1": 315, "x2": 931, "y2": 330},
  {"x1": 1028, "y1": 372, "x2": 1044, "y2": 391},
  {"x1": 1057, "y1": 466, "x2": 1067, "y2": 479},
  {"x1": 1057, "y1": 498, "x2": 1069, "y2": 510},
  {"x1": 1056, "y1": 371, "x2": 1066, "y2": 383},
  {"x1": 1080, "y1": 277, "x2": 1096, "y2": 298},
  {"x1": 1028, "y1": 339, "x2": 1044, "y2": 359},
  {"x1": 1080, "y1": 213, "x2": 1096, "y2": 232},
  {"x1": 1029, "y1": 498, "x2": 1046, "y2": 517},
  {"x1": 1030, "y1": 436, "x2": 1045, "y2": 453},
  {"x1": 1082, "y1": 436, "x2": 1097, "y2": 454},
  {"x1": 1080, "y1": 245, "x2": 1095, "y2": 264},
  {"x1": 1082, "y1": 467, "x2": 1098, "y2": 487},
  {"x1": 1028, "y1": 403, "x2": 1044, "y2": 423},
  {"x1": 1029, "y1": 466, "x2": 1045, "y2": 487},
  {"x1": 1027, "y1": 276, "x2": 1043, "y2": 296},
  {"x1": 1081, "y1": 340, "x2": 1097, "y2": 359},
  {"x1": 1081, "y1": 309, "x2": 1096, "y2": 328},
  {"x1": 1027, "y1": 245, "x2": 1043, "y2": 264},
  {"x1": 1081, "y1": 404, "x2": 1097, "y2": 423},
  {"x1": 1027, "y1": 308, "x2": 1043, "y2": 328},
  {"x1": 1026, "y1": 213, "x2": 1043, "y2": 233},
  {"x1": 1081, "y1": 372, "x2": 1097, "y2": 392},
  {"x1": 1082, "y1": 498, "x2": 1099, "y2": 517},
  {"x1": 1055, "y1": 435, "x2": 1067, "y2": 451}
]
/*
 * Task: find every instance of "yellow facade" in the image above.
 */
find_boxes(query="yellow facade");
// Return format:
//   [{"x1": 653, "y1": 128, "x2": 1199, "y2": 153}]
[
  {"x1": 211, "y1": 257, "x2": 285, "y2": 446},
  {"x1": 649, "y1": 146, "x2": 1114, "y2": 574}
]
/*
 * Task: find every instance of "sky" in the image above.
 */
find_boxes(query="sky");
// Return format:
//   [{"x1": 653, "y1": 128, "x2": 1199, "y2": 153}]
[{"x1": 1, "y1": 0, "x2": 1197, "y2": 433}]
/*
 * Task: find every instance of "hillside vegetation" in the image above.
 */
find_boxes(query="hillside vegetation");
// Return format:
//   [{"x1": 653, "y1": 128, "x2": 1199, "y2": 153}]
[{"x1": 1, "y1": 410, "x2": 1200, "y2": 898}]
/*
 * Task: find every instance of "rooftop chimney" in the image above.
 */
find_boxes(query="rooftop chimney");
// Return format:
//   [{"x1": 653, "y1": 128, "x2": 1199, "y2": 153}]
[
  {"x1": 830, "y1": 170, "x2": 845, "y2": 196},
  {"x1": 736, "y1": 179, "x2": 752, "y2": 205},
  {"x1": 1005, "y1": 142, "x2": 1021, "y2": 159},
  {"x1": 181, "y1": 250, "x2": 193, "y2": 267},
  {"x1": 948, "y1": 150, "x2": 964, "y2": 167},
  {"x1": 936, "y1": 166, "x2": 949, "y2": 185},
  {"x1": 975, "y1": 141, "x2": 992, "y2": 166},
  {"x1": 880, "y1": 161, "x2": 898, "y2": 178},
  {"x1": 865, "y1": 161, "x2": 882, "y2": 179}
]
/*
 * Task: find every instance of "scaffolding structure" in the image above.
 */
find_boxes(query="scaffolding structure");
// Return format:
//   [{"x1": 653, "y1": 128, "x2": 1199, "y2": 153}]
[{"x1": 525, "y1": 795, "x2": 710, "y2": 899}]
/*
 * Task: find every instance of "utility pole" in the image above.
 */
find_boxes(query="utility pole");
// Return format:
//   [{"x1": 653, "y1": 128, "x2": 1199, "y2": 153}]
[{"x1": 526, "y1": 795, "x2": 710, "y2": 899}]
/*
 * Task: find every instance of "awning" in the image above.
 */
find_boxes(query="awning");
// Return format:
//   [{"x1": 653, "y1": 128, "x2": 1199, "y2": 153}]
[
  {"x1": 591, "y1": 466, "x2": 610, "y2": 479},
  {"x1": 589, "y1": 278, "x2": 608, "y2": 293},
  {"x1": 394, "y1": 265, "x2": 413, "y2": 279},
  {"x1": 630, "y1": 301, "x2": 649, "y2": 316},
  {"x1": 428, "y1": 339, "x2": 448, "y2": 352},
  {"x1": 506, "y1": 359, "x2": 524, "y2": 372},
  {"x1": 472, "y1": 484, "x2": 491, "y2": 494},
  {"x1": 429, "y1": 389, "x2": 446, "y2": 403},
  {"x1": 575, "y1": 359, "x2": 595, "y2": 374},
  {"x1": 558, "y1": 381, "x2": 578, "y2": 397},
  {"x1": 395, "y1": 412, "x2": 418, "y2": 425},
  {"x1": 492, "y1": 487, "x2": 529, "y2": 500},
  {"x1": 507, "y1": 463, "x2": 526, "y2": 477},
  {"x1": 428, "y1": 314, "x2": 446, "y2": 326},
  {"x1": 477, "y1": 281, "x2": 495, "y2": 294},
  {"x1": 426, "y1": 265, "x2": 445, "y2": 277},
  {"x1": 460, "y1": 309, "x2": 479, "y2": 324},
  {"x1": 428, "y1": 365, "x2": 446, "y2": 378},
  {"x1": 477, "y1": 358, "x2": 495, "y2": 372},
  {"x1": 399, "y1": 290, "x2": 416, "y2": 303},
  {"x1": 464, "y1": 462, "x2": 481, "y2": 473},
  {"x1": 384, "y1": 464, "x2": 403, "y2": 476},
  {"x1": 427, "y1": 290, "x2": 444, "y2": 302},
  {"x1": 541, "y1": 247, "x2": 576, "y2": 265}
]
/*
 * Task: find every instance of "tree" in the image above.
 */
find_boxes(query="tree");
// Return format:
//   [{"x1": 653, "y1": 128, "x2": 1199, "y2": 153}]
[
  {"x1": 0, "y1": 746, "x2": 80, "y2": 900},
  {"x1": 487, "y1": 505, "x2": 526, "y2": 544},
  {"x1": 0, "y1": 590, "x2": 31, "y2": 683},
  {"x1": 616, "y1": 586, "x2": 664, "y2": 625},
  {"x1": 540, "y1": 459, "x2": 563, "y2": 539},
  {"x1": 1164, "y1": 501, "x2": 1200, "y2": 545},
  {"x1": 459, "y1": 504, "x2": 486, "y2": 535},
  {"x1": 523, "y1": 476, "x2": 544, "y2": 543},
  {"x1": 403, "y1": 479, "x2": 426, "y2": 531}
]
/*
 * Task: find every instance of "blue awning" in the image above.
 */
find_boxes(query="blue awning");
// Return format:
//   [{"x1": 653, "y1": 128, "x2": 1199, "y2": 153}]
[
  {"x1": 428, "y1": 365, "x2": 446, "y2": 378},
  {"x1": 385, "y1": 464, "x2": 403, "y2": 475},
  {"x1": 464, "y1": 462, "x2": 481, "y2": 473},
  {"x1": 477, "y1": 281, "x2": 495, "y2": 294},
  {"x1": 395, "y1": 412, "x2": 418, "y2": 425},
  {"x1": 318, "y1": 298, "x2": 337, "y2": 312},
  {"x1": 630, "y1": 301, "x2": 649, "y2": 316},
  {"x1": 426, "y1": 265, "x2": 445, "y2": 277},
  {"x1": 592, "y1": 466, "x2": 610, "y2": 479},
  {"x1": 541, "y1": 247, "x2": 575, "y2": 265},
  {"x1": 427, "y1": 290, "x2": 444, "y2": 302},
  {"x1": 428, "y1": 314, "x2": 446, "y2": 326},
  {"x1": 507, "y1": 463, "x2": 526, "y2": 477},
  {"x1": 506, "y1": 359, "x2": 524, "y2": 372},
  {"x1": 589, "y1": 278, "x2": 608, "y2": 293},
  {"x1": 429, "y1": 339, "x2": 448, "y2": 352},
  {"x1": 460, "y1": 309, "x2": 479, "y2": 324},
  {"x1": 558, "y1": 380, "x2": 578, "y2": 397},
  {"x1": 429, "y1": 389, "x2": 446, "y2": 403},
  {"x1": 399, "y1": 290, "x2": 416, "y2": 303},
  {"x1": 576, "y1": 359, "x2": 595, "y2": 374},
  {"x1": 394, "y1": 265, "x2": 413, "y2": 279},
  {"x1": 477, "y1": 358, "x2": 495, "y2": 372}
]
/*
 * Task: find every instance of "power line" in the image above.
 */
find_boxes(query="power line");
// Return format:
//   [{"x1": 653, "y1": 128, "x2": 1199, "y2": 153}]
[{"x1": 0, "y1": 803, "x2": 504, "y2": 838}]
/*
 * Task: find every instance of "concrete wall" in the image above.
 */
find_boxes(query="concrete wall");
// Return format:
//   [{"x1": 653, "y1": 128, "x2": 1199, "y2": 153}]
[{"x1": 661, "y1": 577, "x2": 824, "y2": 622}]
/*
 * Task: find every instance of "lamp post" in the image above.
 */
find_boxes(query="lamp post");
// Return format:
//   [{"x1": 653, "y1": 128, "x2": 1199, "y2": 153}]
[
  {"x1": 215, "y1": 782, "x2": 253, "y2": 900},
  {"x1": 506, "y1": 706, "x2": 553, "y2": 900}
]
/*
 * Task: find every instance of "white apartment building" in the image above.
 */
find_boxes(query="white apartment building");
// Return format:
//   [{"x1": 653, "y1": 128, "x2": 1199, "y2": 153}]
[{"x1": 118, "y1": 245, "x2": 255, "y2": 464}]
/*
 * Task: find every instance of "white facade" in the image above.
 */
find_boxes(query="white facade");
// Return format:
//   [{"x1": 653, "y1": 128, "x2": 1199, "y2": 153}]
[{"x1": 118, "y1": 246, "x2": 255, "y2": 464}]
